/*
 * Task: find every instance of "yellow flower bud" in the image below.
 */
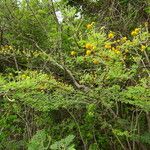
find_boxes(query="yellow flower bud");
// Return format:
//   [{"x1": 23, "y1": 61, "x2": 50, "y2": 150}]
[
  {"x1": 86, "y1": 50, "x2": 92, "y2": 56},
  {"x1": 141, "y1": 45, "x2": 146, "y2": 52},
  {"x1": 71, "y1": 51, "x2": 77, "y2": 56},
  {"x1": 104, "y1": 43, "x2": 111, "y2": 49},
  {"x1": 91, "y1": 46, "x2": 96, "y2": 51},
  {"x1": 21, "y1": 74, "x2": 27, "y2": 79}
]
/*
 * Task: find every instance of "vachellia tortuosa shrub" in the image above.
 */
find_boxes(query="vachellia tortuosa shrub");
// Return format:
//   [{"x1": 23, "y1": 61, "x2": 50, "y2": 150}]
[
  {"x1": 0, "y1": 0, "x2": 150, "y2": 149},
  {"x1": 0, "y1": 21, "x2": 150, "y2": 149}
]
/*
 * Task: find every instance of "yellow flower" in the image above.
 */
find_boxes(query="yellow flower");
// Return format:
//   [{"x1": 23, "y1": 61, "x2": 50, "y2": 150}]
[
  {"x1": 117, "y1": 39, "x2": 120, "y2": 42},
  {"x1": 9, "y1": 46, "x2": 13, "y2": 49},
  {"x1": 108, "y1": 31, "x2": 115, "y2": 39},
  {"x1": 111, "y1": 47, "x2": 121, "y2": 54},
  {"x1": 93, "y1": 59, "x2": 99, "y2": 65},
  {"x1": 21, "y1": 74, "x2": 27, "y2": 79},
  {"x1": 131, "y1": 31, "x2": 138, "y2": 36},
  {"x1": 85, "y1": 43, "x2": 94, "y2": 50},
  {"x1": 125, "y1": 49, "x2": 129, "y2": 53},
  {"x1": 87, "y1": 24, "x2": 92, "y2": 29},
  {"x1": 141, "y1": 45, "x2": 146, "y2": 52},
  {"x1": 121, "y1": 37, "x2": 127, "y2": 42},
  {"x1": 114, "y1": 50, "x2": 121, "y2": 54},
  {"x1": 91, "y1": 46, "x2": 96, "y2": 50},
  {"x1": 134, "y1": 28, "x2": 140, "y2": 33},
  {"x1": 131, "y1": 28, "x2": 140, "y2": 36},
  {"x1": 71, "y1": 51, "x2": 77, "y2": 56},
  {"x1": 104, "y1": 43, "x2": 111, "y2": 49},
  {"x1": 86, "y1": 50, "x2": 92, "y2": 56}
]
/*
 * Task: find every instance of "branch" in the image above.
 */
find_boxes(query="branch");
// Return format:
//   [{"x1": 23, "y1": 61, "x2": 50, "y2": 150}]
[{"x1": 43, "y1": 58, "x2": 89, "y2": 92}]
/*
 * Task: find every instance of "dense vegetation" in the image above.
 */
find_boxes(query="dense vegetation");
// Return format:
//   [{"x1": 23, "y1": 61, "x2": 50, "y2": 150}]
[{"x1": 0, "y1": 0, "x2": 150, "y2": 149}]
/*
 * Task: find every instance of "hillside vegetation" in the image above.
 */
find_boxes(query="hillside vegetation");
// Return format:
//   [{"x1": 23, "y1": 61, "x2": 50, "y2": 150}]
[{"x1": 0, "y1": 0, "x2": 150, "y2": 149}]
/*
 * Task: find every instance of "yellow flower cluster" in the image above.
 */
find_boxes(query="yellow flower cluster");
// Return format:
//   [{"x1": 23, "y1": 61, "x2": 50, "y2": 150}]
[
  {"x1": 121, "y1": 37, "x2": 127, "y2": 42},
  {"x1": 70, "y1": 42, "x2": 100, "y2": 65},
  {"x1": 70, "y1": 43, "x2": 96, "y2": 60},
  {"x1": 85, "y1": 43, "x2": 95, "y2": 56},
  {"x1": 21, "y1": 74, "x2": 29, "y2": 80},
  {"x1": 104, "y1": 40, "x2": 121, "y2": 55},
  {"x1": 0, "y1": 45, "x2": 14, "y2": 55},
  {"x1": 108, "y1": 31, "x2": 115, "y2": 39},
  {"x1": 131, "y1": 28, "x2": 141, "y2": 36},
  {"x1": 70, "y1": 25, "x2": 148, "y2": 66},
  {"x1": 111, "y1": 47, "x2": 121, "y2": 54},
  {"x1": 1, "y1": 45, "x2": 13, "y2": 50}
]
